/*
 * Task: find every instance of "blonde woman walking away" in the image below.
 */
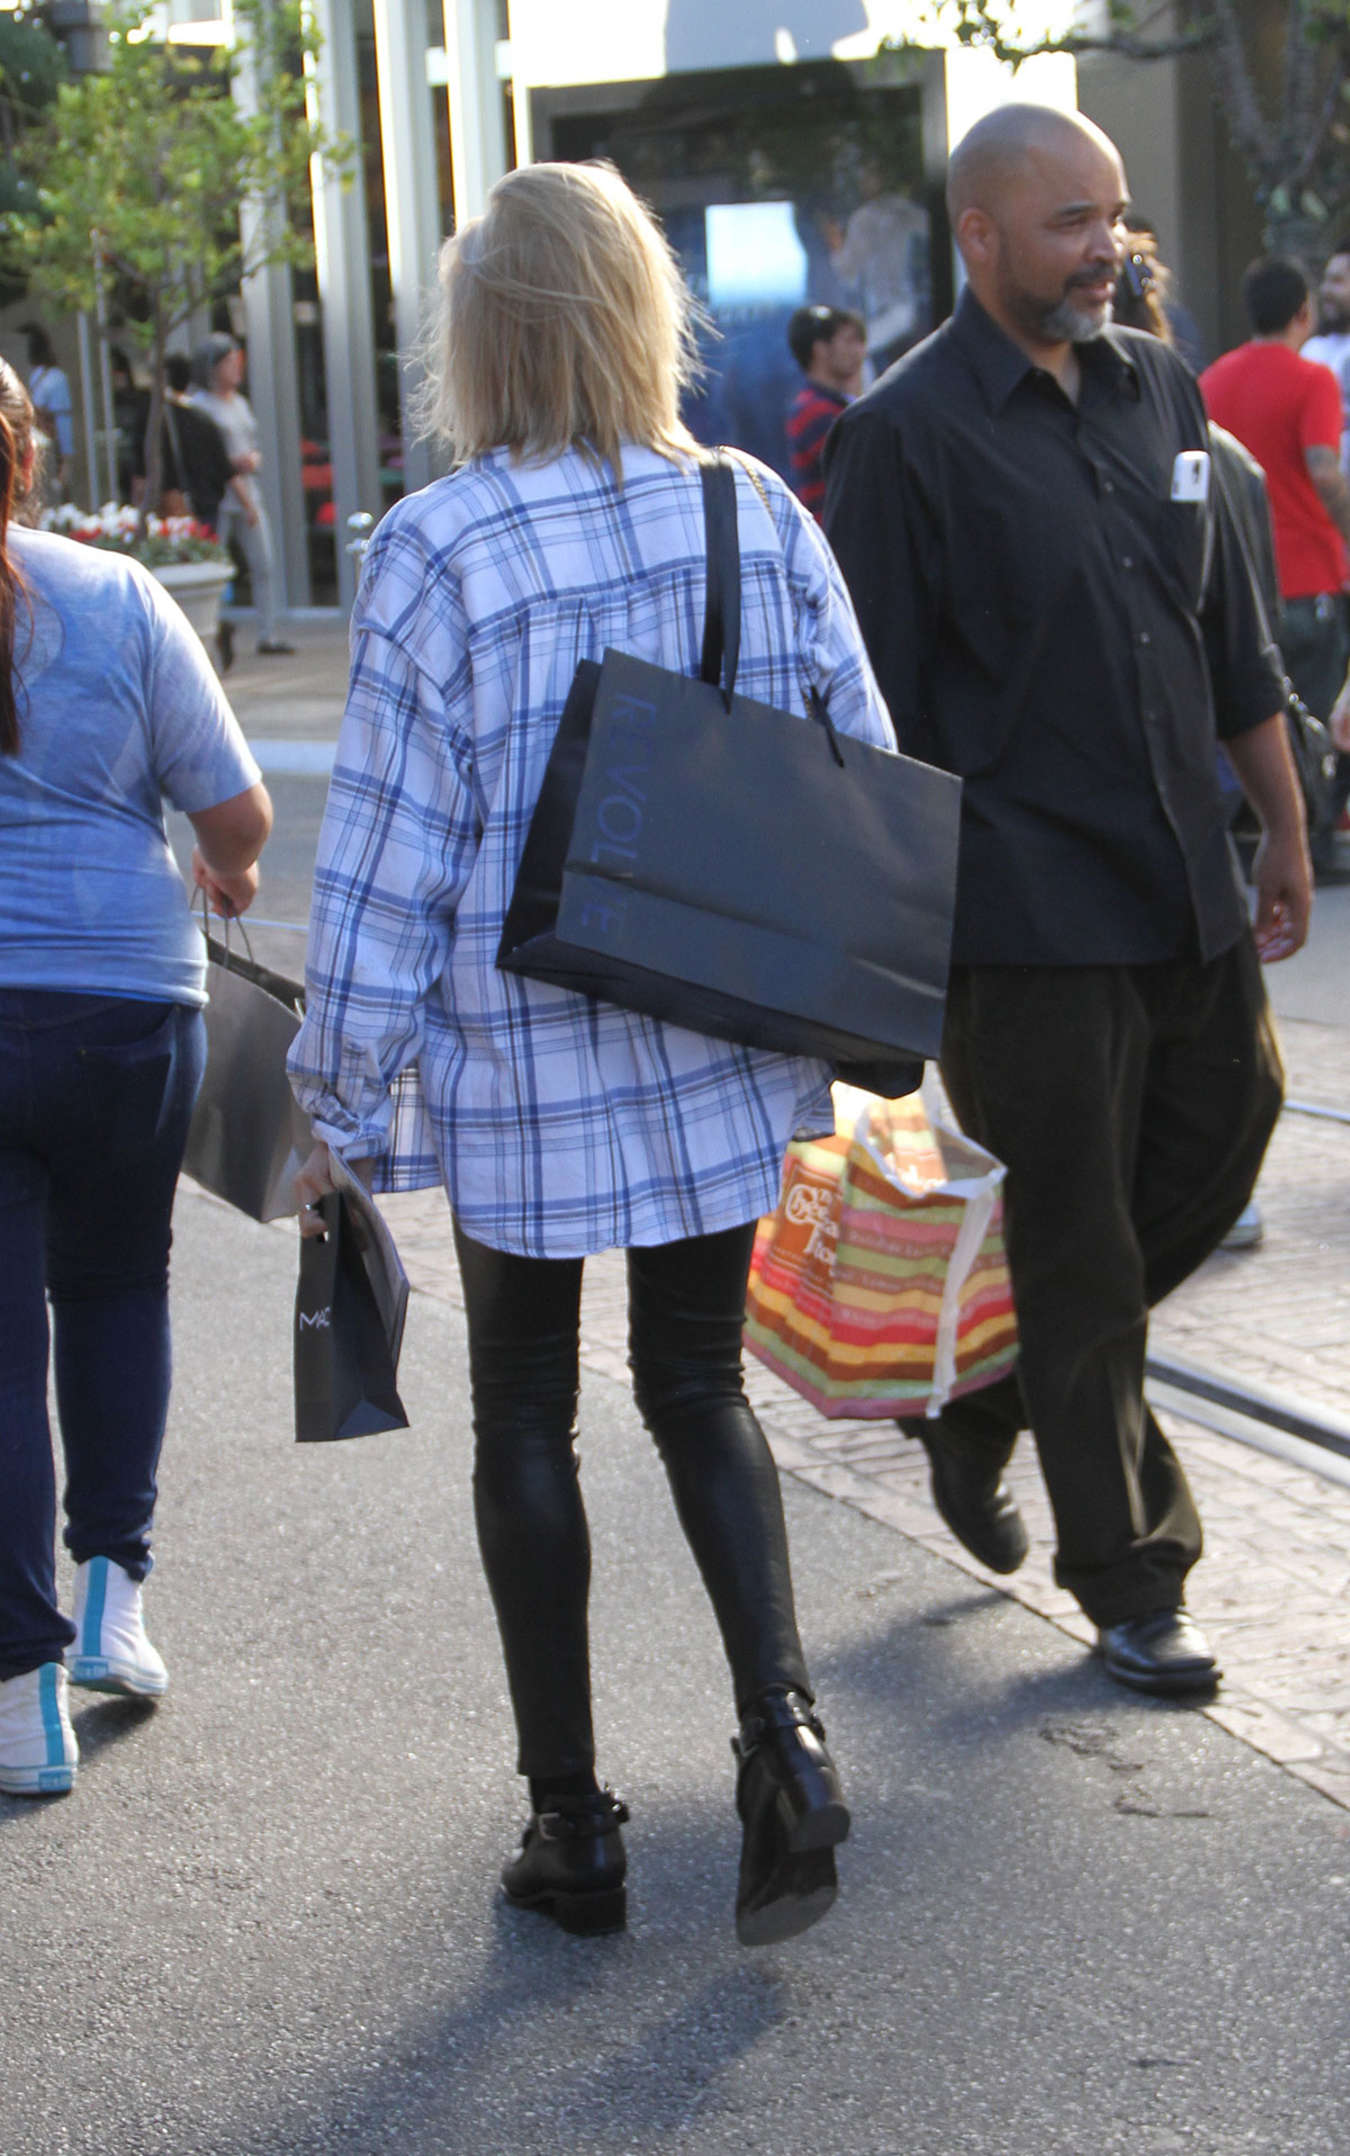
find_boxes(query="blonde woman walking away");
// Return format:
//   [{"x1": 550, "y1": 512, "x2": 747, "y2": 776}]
[{"x1": 289, "y1": 162, "x2": 895, "y2": 1943}]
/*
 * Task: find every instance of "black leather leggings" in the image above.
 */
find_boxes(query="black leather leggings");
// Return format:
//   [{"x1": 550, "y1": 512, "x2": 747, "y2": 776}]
[{"x1": 452, "y1": 1219, "x2": 811, "y2": 1781}]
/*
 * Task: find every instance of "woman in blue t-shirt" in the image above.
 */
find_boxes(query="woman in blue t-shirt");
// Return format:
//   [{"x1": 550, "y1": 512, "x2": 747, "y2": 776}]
[{"x1": 0, "y1": 359, "x2": 273, "y2": 1797}]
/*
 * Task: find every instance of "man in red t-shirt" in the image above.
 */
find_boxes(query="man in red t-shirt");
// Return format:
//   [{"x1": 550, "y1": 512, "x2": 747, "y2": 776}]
[{"x1": 1201, "y1": 255, "x2": 1350, "y2": 859}]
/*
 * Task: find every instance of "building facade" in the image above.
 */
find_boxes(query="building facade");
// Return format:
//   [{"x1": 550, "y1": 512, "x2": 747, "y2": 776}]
[{"x1": 45, "y1": 0, "x2": 1258, "y2": 614}]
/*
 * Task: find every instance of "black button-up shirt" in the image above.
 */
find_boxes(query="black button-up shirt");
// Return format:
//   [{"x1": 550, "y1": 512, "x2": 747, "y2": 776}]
[{"x1": 823, "y1": 289, "x2": 1285, "y2": 967}]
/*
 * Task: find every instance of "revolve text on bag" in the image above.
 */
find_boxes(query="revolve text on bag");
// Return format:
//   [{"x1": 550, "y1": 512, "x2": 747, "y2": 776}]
[{"x1": 587, "y1": 690, "x2": 658, "y2": 873}]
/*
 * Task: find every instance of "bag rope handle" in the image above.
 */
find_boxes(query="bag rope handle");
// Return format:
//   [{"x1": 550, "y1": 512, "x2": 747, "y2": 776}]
[{"x1": 196, "y1": 885, "x2": 257, "y2": 970}]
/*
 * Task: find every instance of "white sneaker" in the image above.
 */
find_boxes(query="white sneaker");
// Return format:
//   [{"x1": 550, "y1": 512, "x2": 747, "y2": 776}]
[
  {"x1": 0, "y1": 1664, "x2": 79, "y2": 1795},
  {"x1": 68, "y1": 1557, "x2": 168, "y2": 1698}
]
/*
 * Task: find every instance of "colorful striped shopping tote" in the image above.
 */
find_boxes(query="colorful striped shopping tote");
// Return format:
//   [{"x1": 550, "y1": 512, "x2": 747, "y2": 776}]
[{"x1": 745, "y1": 1091, "x2": 1019, "y2": 1420}]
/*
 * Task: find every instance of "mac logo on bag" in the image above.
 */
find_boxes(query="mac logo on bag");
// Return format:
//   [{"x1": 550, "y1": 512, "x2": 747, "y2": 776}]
[{"x1": 298, "y1": 1306, "x2": 332, "y2": 1331}]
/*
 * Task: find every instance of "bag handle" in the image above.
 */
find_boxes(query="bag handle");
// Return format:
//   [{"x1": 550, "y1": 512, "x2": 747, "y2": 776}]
[
  {"x1": 698, "y1": 451, "x2": 846, "y2": 766},
  {"x1": 196, "y1": 885, "x2": 257, "y2": 971},
  {"x1": 699, "y1": 454, "x2": 741, "y2": 712}
]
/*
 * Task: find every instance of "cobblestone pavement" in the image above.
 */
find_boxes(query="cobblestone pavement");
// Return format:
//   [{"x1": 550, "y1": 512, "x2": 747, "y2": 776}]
[{"x1": 380, "y1": 1006, "x2": 1350, "y2": 1816}]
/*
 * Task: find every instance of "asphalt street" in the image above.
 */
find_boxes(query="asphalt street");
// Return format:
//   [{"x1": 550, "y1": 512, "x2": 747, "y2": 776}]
[
  {"x1": 5, "y1": 1187, "x2": 1349, "y2": 2156},
  {"x1": 7, "y1": 618, "x2": 1349, "y2": 2155}
]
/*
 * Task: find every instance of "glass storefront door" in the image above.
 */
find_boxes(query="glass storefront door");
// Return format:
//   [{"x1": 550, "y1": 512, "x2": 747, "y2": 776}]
[{"x1": 532, "y1": 51, "x2": 949, "y2": 476}]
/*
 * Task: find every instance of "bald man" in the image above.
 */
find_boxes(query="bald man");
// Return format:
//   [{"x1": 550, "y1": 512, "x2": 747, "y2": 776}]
[{"x1": 825, "y1": 104, "x2": 1308, "y2": 1696}]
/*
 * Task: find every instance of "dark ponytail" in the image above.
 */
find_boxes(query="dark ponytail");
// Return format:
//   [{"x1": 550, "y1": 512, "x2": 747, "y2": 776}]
[{"x1": 0, "y1": 357, "x2": 36, "y2": 758}]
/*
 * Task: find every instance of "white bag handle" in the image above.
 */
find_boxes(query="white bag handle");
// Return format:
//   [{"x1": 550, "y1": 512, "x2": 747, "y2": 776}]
[{"x1": 839, "y1": 1085, "x2": 1009, "y2": 1417}]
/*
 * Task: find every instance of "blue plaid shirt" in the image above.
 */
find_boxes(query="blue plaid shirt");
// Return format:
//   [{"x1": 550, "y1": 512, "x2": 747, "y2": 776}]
[{"x1": 288, "y1": 444, "x2": 896, "y2": 1256}]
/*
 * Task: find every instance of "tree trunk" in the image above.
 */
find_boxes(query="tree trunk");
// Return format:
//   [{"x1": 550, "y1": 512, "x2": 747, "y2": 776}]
[{"x1": 138, "y1": 310, "x2": 167, "y2": 541}]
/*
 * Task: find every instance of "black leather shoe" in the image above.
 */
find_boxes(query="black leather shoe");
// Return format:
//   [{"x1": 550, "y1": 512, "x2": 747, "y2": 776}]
[
  {"x1": 1097, "y1": 1610, "x2": 1220, "y2": 1696},
  {"x1": 501, "y1": 1788, "x2": 629, "y2": 1934},
  {"x1": 733, "y1": 1690, "x2": 850, "y2": 1948},
  {"x1": 920, "y1": 1434, "x2": 1029, "y2": 1574}
]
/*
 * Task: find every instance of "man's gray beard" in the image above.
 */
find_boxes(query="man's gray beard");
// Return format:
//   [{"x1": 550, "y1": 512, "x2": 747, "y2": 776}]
[{"x1": 1042, "y1": 294, "x2": 1110, "y2": 342}]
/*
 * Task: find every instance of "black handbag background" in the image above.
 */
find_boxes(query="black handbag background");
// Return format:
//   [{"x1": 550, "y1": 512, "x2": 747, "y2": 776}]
[
  {"x1": 497, "y1": 456, "x2": 960, "y2": 1095},
  {"x1": 294, "y1": 1193, "x2": 409, "y2": 1443},
  {"x1": 1209, "y1": 426, "x2": 1339, "y2": 848},
  {"x1": 183, "y1": 927, "x2": 312, "y2": 1222},
  {"x1": 1284, "y1": 691, "x2": 1338, "y2": 845}
]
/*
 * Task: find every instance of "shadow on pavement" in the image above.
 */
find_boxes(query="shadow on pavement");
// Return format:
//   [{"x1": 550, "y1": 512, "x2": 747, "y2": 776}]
[
  {"x1": 0, "y1": 1693, "x2": 158, "y2": 1833},
  {"x1": 198, "y1": 1798, "x2": 794, "y2": 2156}
]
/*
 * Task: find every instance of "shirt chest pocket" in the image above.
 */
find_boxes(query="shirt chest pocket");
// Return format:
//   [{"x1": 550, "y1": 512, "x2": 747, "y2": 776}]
[
  {"x1": 942, "y1": 498, "x2": 1077, "y2": 687},
  {"x1": 1150, "y1": 497, "x2": 1212, "y2": 613}
]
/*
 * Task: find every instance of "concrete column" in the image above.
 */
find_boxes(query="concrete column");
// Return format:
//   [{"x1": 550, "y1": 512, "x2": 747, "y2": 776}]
[
  {"x1": 237, "y1": 255, "x2": 309, "y2": 612},
  {"x1": 306, "y1": 0, "x2": 383, "y2": 608},
  {"x1": 233, "y1": 1, "x2": 310, "y2": 611},
  {"x1": 506, "y1": 7, "x2": 533, "y2": 170},
  {"x1": 372, "y1": 0, "x2": 446, "y2": 496},
  {"x1": 442, "y1": 0, "x2": 509, "y2": 227}
]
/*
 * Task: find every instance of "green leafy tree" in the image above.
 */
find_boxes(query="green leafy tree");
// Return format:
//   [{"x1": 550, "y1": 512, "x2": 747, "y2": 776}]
[
  {"x1": 890, "y1": 0, "x2": 1350, "y2": 259},
  {"x1": 0, "y1": 8, "x2": 64, "y2": 303},
  {"x1": 6, "y1": 0, "x2": 351, "y2": 527}
]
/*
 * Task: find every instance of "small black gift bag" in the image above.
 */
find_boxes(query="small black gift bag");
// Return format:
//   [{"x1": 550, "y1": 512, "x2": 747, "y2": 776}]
[{"x1": 293, "y1": 1192, "x2": 409, "y2": 1443}]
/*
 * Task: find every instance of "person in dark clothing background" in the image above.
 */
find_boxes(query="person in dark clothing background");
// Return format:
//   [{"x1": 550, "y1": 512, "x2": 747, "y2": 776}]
[
  {"x1": 1119, "y1": 212, "x2": 1206, "y2": 369},
  {"x1": 1111, "y1": 227, "x2": 1318, "y2": 1256},
  {"x1": 110, "y1": 348, "x2": 149, "y2": 508},
  {"x1": 825, "y1": 103, "x2": 1308, "y2": 1699},
  {"x1": 134, "y1": 355, "x2": 234, "y2": 533},
  {"x1": 785, "y1": 304, "x2": 865, "y2": 519},
  {"x1": 134, "y1": 356, "x2": 238, "y2": 670},
  {"x1": 1201, "y1": 258, "x2": 1350, "y2": 867},
  {"x1": 1115, "y1": 233, "x2": 1333, "y2": 854}
]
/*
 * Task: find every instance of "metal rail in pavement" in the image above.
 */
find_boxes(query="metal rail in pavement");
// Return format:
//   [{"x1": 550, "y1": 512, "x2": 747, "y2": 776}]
[{"x1": 1146, "y1": 1354, "x2": 1350, "y2": 1491}]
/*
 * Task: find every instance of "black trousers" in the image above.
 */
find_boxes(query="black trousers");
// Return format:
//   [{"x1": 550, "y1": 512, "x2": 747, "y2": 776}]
[
  {"x1": 913, "y1": 939, "x2": 1282, "y2": 1626},
  {"x1": 453, "y1": 1218, "x2": 811, "y2": 1782}
]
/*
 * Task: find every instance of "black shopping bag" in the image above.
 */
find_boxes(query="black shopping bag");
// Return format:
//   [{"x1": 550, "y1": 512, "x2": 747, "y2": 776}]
[
  {"x1": 1285, "y1": 692, "x2": 1338, "y2": 845},
  {"x1": 183, "y1": 931, "x2": 311, "y2": 1222},
  {"x1": 293, "y1": 1192, "x2": 409, "y2": 1443},
  {"x1": 497, "y1": 457, "x2": 959, "y2": 1095}
]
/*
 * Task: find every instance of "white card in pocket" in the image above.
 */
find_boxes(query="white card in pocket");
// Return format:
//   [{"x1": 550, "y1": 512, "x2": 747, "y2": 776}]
[{"x1": 1171, "y1": 449, "x2": 1211, "y2": 503}]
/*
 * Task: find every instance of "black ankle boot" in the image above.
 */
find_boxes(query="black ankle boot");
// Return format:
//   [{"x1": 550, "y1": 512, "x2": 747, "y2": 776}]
[
  {"x1": 501, "y1": 1788, "x2": 629, "y2": 1935},
  {"x1": 733, "y1": 1691, "x2": 850, "y2": 1947}
]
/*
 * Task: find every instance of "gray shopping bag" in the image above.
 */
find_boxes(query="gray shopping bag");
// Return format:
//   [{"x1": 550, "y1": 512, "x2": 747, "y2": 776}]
[{"x1": 183, "y1": 932, "x2": 311, "y2": 1222}]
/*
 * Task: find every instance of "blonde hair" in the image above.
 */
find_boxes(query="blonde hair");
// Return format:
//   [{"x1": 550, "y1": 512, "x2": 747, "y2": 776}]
[
  {"x1": 0, "y1": 357, "x2": 35, "y2": 755},
  {"x1": 417, "y1": 160, "x2": 702, "y2": 474}
]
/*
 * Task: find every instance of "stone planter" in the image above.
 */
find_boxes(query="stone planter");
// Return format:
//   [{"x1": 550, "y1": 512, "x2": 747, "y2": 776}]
[{"x1": 151, "y1": 559, "x2": 232, "y2": 644}]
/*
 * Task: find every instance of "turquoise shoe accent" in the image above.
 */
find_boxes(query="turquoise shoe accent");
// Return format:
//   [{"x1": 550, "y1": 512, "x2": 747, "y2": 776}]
[
  {"x1": 0, "y1": 1664, "x2": 78, "y2": 1796},
  {"x1": 77, "y1": 1556, "x2": 109, "y2": 1659},
  {"x1": 68, "y1": 1558, "x2": 168, "y2": 1698}
]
